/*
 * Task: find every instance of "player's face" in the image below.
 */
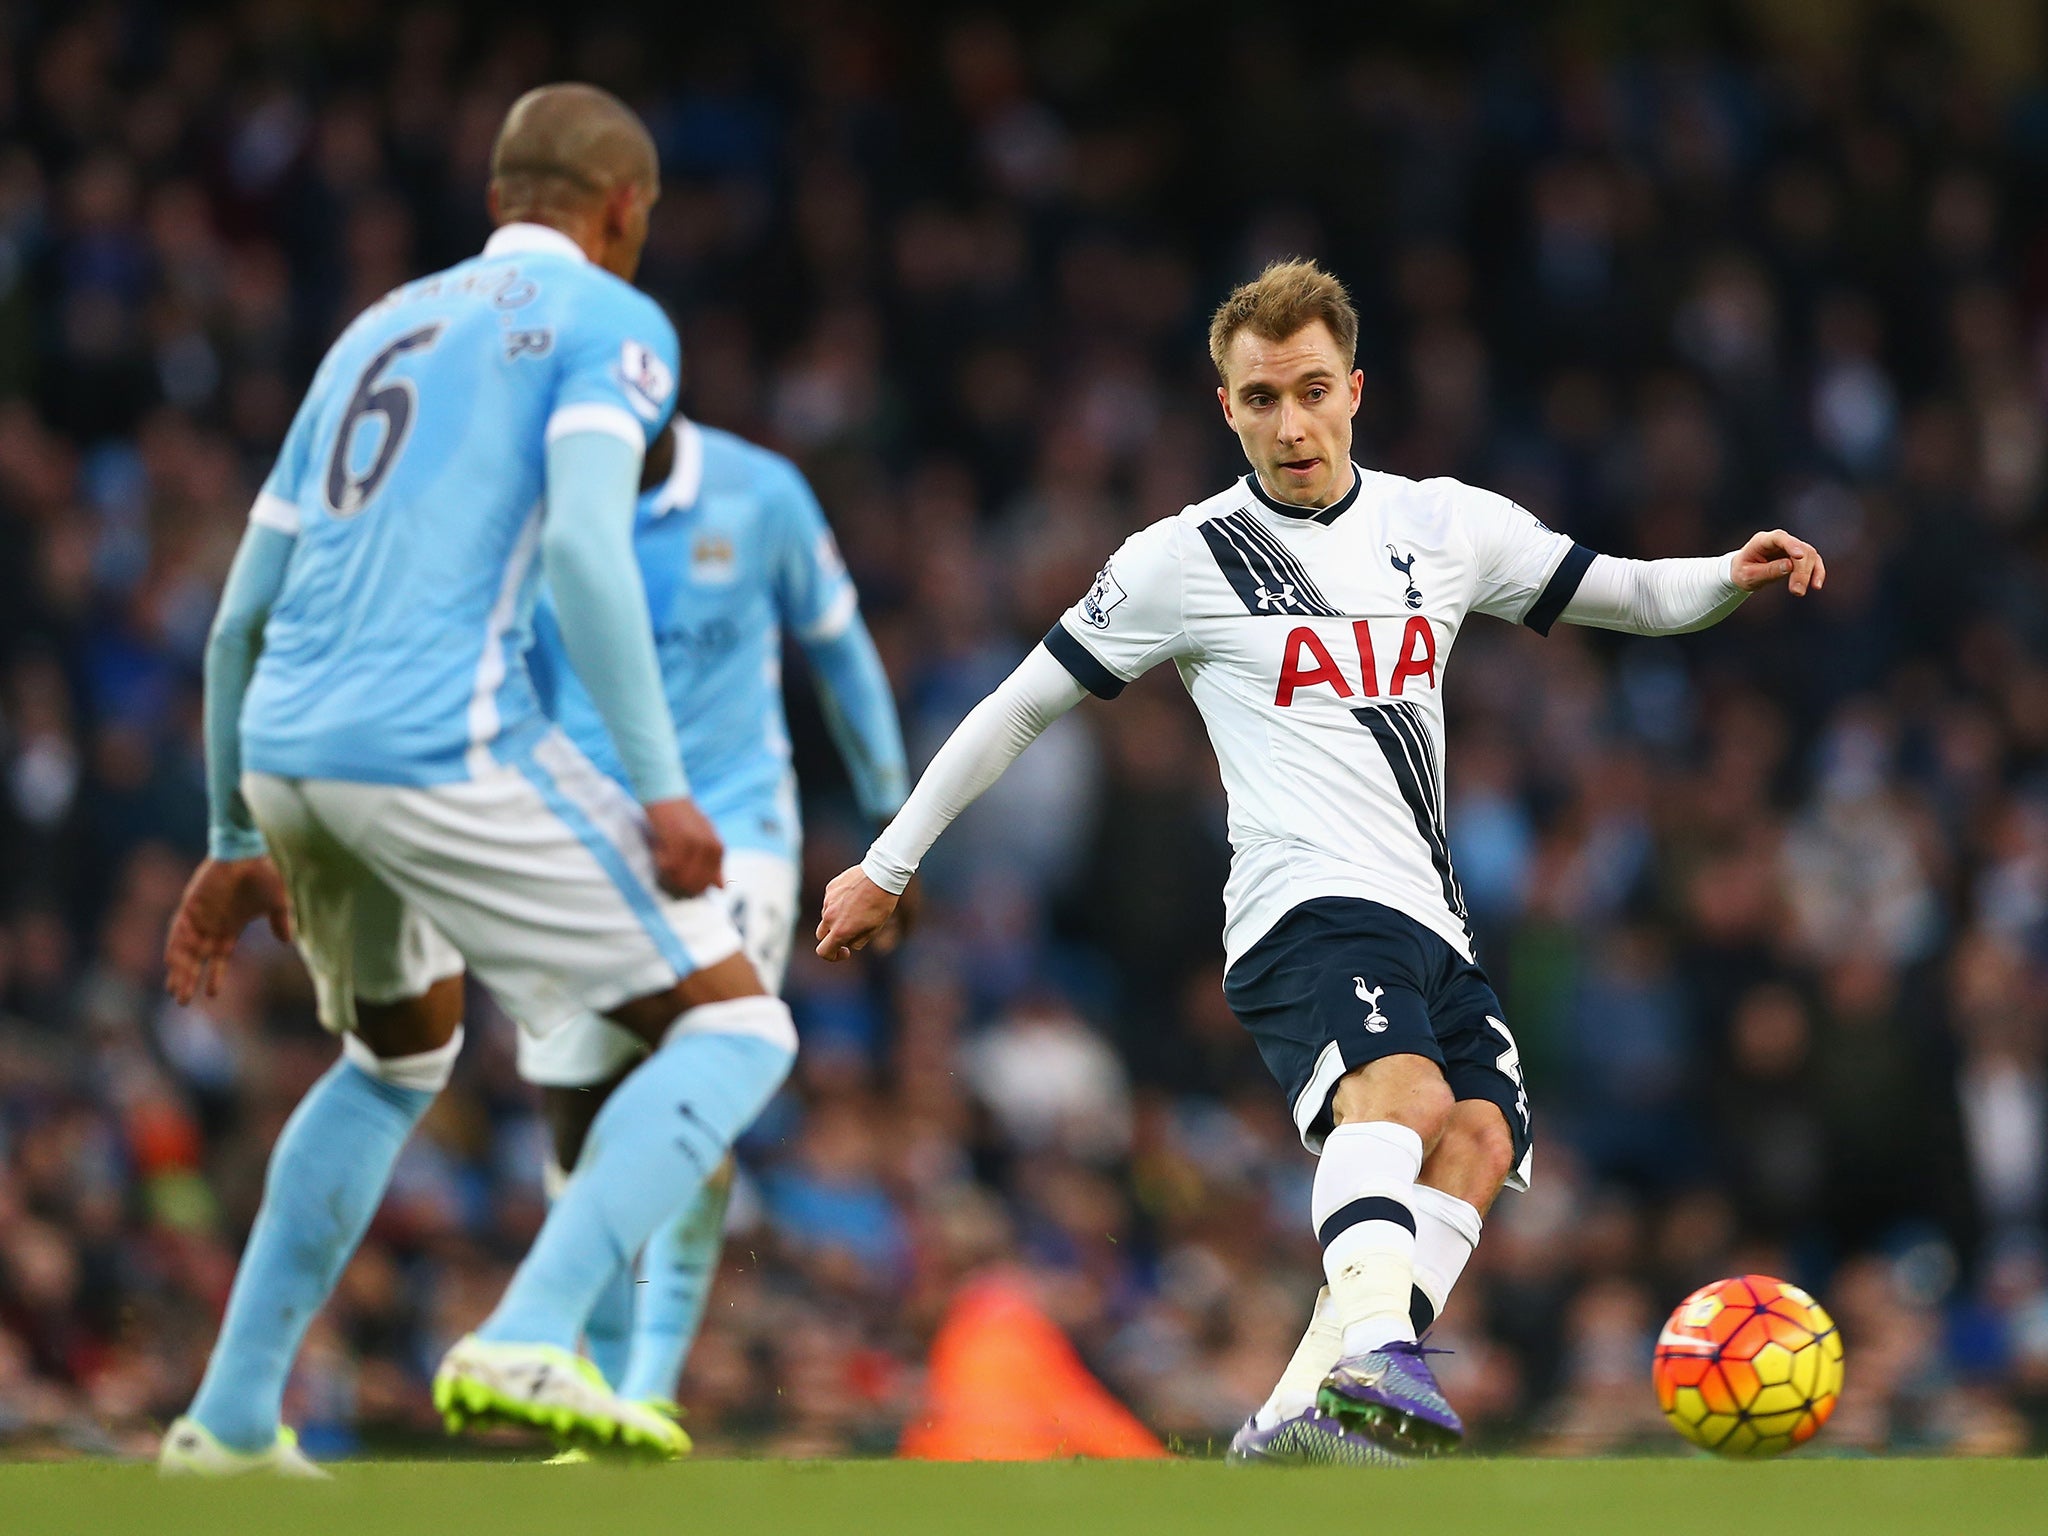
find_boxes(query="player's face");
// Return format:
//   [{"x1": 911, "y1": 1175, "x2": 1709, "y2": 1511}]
[{"x1": 1217, "y1": 322, "x2": 1363, "y2": 508}]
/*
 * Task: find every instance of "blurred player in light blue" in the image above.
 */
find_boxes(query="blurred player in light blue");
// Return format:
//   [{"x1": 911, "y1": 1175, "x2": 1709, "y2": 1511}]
[
  {"x1": 158, "y1": 85, "x2": 794, "y2": 1474},
  {"x1": 523, "y1": 412, "x2": 907, "y2": 1409}
]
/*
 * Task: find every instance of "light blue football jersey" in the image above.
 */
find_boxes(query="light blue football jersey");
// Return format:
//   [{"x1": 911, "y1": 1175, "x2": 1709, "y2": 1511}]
[
  {"x1": 529, "y1": 419, "x2": 860, "y2": 860},
  {"x1": 240, "y1": 223, "x2": 679, "y2": 786}
]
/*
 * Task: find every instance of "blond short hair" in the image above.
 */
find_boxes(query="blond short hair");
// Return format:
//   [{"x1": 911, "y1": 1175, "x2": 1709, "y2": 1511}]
[{"x1": 1207, "y1": 259, "x2": 1359, "y2": 379}]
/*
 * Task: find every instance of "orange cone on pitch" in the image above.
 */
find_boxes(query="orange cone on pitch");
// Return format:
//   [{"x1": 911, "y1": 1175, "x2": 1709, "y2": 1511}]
[{"x1": 899, "y1": 1271, "x2": 1169, "y2": 1460}]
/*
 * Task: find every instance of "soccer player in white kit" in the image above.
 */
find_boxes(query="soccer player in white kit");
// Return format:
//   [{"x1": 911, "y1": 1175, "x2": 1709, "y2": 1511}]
[{"x1": 815, "y1": 260, "x2": 1825, "y2": 1463}]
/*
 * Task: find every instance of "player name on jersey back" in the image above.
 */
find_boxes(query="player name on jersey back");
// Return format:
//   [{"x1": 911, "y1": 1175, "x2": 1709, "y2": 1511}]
[
  {"x1": 1045, "y1": 466, "x2": 1591, "y2": 967},
  {"x1": 240, "y1": 223, "x2": 679, "y2": 789}
]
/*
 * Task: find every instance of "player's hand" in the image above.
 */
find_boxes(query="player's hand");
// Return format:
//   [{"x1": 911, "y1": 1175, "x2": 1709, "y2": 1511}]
[
  {"x1": 815, "y1": 866, "x2": 901, "y2": 961},
  {"x1": 1731, "y1": 529, "x2": 1826, "y2": 596},
  {"x1": 164, "y1": 856, "x2": 293, "y2": 1005},
  {"x1": 645, "y1": 797, "x2": 724, "y2": 897}
]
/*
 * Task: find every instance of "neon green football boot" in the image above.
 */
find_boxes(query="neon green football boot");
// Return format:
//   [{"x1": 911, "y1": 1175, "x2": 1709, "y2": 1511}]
[
  {"x1": 433, "y1": 1335, "x2": 690, "y2": 1460},
  {"x1": 543, "y1": 1400, "x2": 686, "y2": 1465}
]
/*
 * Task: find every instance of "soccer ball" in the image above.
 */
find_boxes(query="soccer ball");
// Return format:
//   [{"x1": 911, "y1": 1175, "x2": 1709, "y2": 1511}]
[{"x1": 1652, "y1": 1274, "x2": 1844, "y2": 1457}]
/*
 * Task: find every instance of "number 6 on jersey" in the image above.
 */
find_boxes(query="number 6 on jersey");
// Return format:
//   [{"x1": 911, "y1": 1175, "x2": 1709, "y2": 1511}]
[{"x1": 325, "y1": 323, "x2": 443, "y2": 516}]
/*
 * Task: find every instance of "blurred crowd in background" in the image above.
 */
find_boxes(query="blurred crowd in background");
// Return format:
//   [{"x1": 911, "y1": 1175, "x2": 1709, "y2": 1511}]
[{"x1": 6, "y1": 0, "x2": 2048, "y2": 1460}]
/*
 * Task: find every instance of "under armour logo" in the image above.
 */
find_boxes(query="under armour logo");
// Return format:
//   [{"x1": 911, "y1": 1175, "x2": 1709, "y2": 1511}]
[
  {"x1": 1387, "y1": 546, "x2": 1423, "y2": 610},
  {"x1": 1354, "y1": 977, "x2": 1390, "y2": 1032},
  {"x1": 1254, "y1": 582, "x2": 1297, "y2": 611}
]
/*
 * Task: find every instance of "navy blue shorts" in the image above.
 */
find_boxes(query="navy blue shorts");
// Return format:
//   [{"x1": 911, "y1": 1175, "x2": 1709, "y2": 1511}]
[{"x1": 1223, "y1": 897, "x2": 1532, "y2": 1184}]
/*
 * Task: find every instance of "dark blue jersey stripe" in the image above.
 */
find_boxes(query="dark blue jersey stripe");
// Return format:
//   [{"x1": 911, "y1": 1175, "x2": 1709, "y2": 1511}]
[
  {"x1": 1523, "y1": 543, "x2": 1596, "y2": 636},
  {"x1": 1353, "y1": 703, "x2": 1472, "y2": 942},
  {"x1": 1199, "y1": 514, "x2": 1341, "y2": 617},
  {"x1": 1043, "y1": 622, "x2": 1127, "y2": 699},
  {"x1": 1227, "y1": 510, "x2": 1341, "y2": 615}
]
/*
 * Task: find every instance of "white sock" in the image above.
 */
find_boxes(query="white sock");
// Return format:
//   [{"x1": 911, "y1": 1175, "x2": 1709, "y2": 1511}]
[
  {"x1": 1313, "y1": 1121, "x2": 1424, "y2": 1357},
  {"x1": 1253, "y1": 1287, "x2": 1342, "y2": 1428},
  {"x1": 1410, "y1": 1184, "x2": 1483, "y2": 1333}
]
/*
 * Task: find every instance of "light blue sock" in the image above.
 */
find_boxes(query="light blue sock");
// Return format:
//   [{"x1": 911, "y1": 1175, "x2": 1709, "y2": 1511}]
[
  {"x1": 479, "y1": 1028, "x2": 791, "y2": 1351},
  {"x1": 582, "y1": 1258, "x2": 636, "y2": 1389},
  {"x1": 619, "y1": 1169, "x2": 732, "y2": 1403},
  {"x1": 188, "y1": 1058, "x2": 434, "y2": 1451}
]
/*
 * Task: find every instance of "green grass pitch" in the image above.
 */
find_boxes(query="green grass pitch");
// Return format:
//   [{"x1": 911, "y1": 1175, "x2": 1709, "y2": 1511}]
[{"x1": 5, "y1": 1457, "x2": 2048, "y2": 1536}]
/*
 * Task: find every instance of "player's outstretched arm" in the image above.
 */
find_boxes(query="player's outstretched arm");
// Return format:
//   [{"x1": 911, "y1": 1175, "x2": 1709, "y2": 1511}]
[
  {"x1": 815, "y1": 645, "x2": 1086, "y2": 960},
  {"x1": 542, "y1": 429, "x2": 722, "y2": 896},
  {"x1": 166, "y1": 521, "x2": 296, "y2": 1004},
  {"x1": 1558, "y1": 528, "x2": 1824, "y2": 636}
]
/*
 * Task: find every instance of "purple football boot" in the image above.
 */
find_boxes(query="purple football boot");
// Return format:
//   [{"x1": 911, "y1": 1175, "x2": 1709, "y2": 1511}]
[
  {"x1": 1315, "y1": 1339, "x2": 1463, "y2": 1454},
  {"x1": 1227, "y1": 1408, "x2": 1407, "y2": 1467}
]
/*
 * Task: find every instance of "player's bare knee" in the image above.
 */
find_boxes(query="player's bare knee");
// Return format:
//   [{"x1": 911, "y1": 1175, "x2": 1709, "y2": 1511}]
[
  {"x1": 606, "y1": 951, "x2": 768, "y2": 1049},
  {"x1": 351, "y1": 973, "x2": 464, "y2": 1057},
  {"x1": 676, "y1": 950, "x2": 769, "y2": 1006},
  {"x1": 344, "y1": 975, "x2": 466, "y2": 1094},
  {"x1": 1329, "y1": 1053, "x2": 1454, "y2": 1144}
]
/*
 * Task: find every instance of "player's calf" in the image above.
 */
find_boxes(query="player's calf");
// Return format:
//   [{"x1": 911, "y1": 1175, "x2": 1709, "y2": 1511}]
[
  {"x1": 455, "y1": 989, "x2": 793, "y2": 1429},
  {"x1": 1312, "y1": 1056, "x2": 1465, "y2": 1453},
  {"x1": 538, "y1": 1080, "x2": 734, "y2": 1402},
  {"x1": 1417, "y1": 1097, "x2": 1516, "y2": 1213},
  {"x1": 177, "y1": 1000, "x2": 463, "y2": 1461},
  {"x1": 1408, "y1": 1099, "x2": 1512, "y2": 1334},
  {"x1": 1318, "y1": 1055, "x2": 1451, "y2": 1355}
]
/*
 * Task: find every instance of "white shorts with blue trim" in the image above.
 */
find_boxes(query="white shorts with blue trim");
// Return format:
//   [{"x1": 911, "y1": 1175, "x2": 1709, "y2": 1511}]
[
  {"x1": 243, "y1": 732, "x2": 742, "y2": 1040},
  {"x1": 516, "y1": 846, "x2": 800, "y2": 1087}
]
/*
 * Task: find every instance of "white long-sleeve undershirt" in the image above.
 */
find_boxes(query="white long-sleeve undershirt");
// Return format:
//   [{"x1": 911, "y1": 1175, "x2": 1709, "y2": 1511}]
[
  {"x1": 862, "y1": 646, "x2": 1086, "y2": 894},
  {"x1": 861, "y1": 550, "x2": 1750, "y2": 893},
  {"x1": 1557, "y1": 550, "x2": 1748, "y2": 635}
]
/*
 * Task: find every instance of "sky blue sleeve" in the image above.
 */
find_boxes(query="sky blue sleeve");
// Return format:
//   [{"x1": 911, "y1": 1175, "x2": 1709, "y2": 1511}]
[
  {"x1": 768, "y1": 458, "x2": 908, "y2": 823},
  {"x1": 244, "y1": 357, "x2": 330, "y2": 533},
  {"x1": 542, "y1": 430, "x2": 689, "y2": 803},
  {"x1": 546, "y1": 279, "x2": 680, "y2": 454},
  {"x1": 205, "y1": 522, "x2": 296, "y2": 859}
]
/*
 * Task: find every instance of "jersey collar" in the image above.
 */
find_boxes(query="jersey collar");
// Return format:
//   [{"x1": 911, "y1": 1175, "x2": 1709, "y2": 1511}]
[
  {"x1": 1243, "y1": 462, "x2": 1363, "y2": 526},
  {"x1": 482, "y1": 222, "x2": 589, "y2": 264},
  {"x1": 649, "y1": 418, "x2": 705, "y2": 516}
]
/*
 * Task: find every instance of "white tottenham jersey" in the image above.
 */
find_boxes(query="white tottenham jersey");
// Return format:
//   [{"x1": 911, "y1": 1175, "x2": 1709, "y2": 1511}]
[{"x1": 1045, "y1": 465, "x2": 1592, "y2": 971}]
